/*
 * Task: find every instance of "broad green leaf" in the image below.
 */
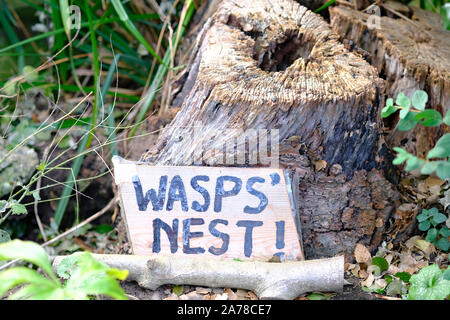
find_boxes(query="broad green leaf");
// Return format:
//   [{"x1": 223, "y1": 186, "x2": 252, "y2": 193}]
[
  {"x1": 417, "y1": 210, "x2": 430, "y2": 222},
  {"x1": 381, "y1": 105, "x2": 397, "y2": 118},
  {"x1": 421, "y1": 161, "x2": 439, "y2": 175},
  {"x1": 414, "y1": 109, "x2": 443, "y2": 127},
  {"x1": 427, "y1": 134, "x2": 450, "y2": 159},
  {"x1": 371, "y1": 257, "x2": 389, "y2": 272},
  {"x1": 0, "y1": 267, "x2": 56, "y2": 298},
  {"x1": 0, "y1": 229, "x2": 10, "y2": 244},
  {"x1": 443, "y1": 109, "x2": 450, "y2": 126},
  {"x1": 436, "y1": 237, "x2": 449, "y2": 252},
  {"x1": 394, "y1": 272, "x2": 412, "y2": 283},
  {"x1": 405, "y1": 156, "x2": 424, "y2": 171},
  {"x1": 436, "y1": 161, "x2": 450, "y2": 180},
  {"x1": 431, "y1": 211, "x2": 448, "y2": 224},
  {"x1": 397, "y1": 111, "x2": 417, "y2": 131},
  {"x1": 307, "y1": 292, "x2": 334, "y2": 300},
  {"x1": 0, "y1": 240, "x2": 56, "y2": 281},
  {"x1": 439, "y1": 226, "x2": 450, "y2": 237},
  {"x1": 396, "y1": 92, "x2": 411, "y2": 109},
  {"x1": 426, "y1": 228, "x2": 439, "y2": 242},
  {"x1": 57, "y1": 254, "x2": 82, "y2": 280},
  {"x1": 408, "y1": 264, "x2": 450, "y2": 300},
  {"x1": 64, "y1": 252, "x2": 128, "y2": 300},
  {"x1": 444, "y1": 268, "x2": 450, "y2": 281},
  {"x1": 386, "y1": 98, "x2": 394, "y2": 107},
  {"x1": 22, "y1": 66, "x2": 38, "y2": 82},
  {"x1": 8, "y1": 283, "x2": 65, "y2": 300},
  {"x1": 411, "y1": 90, "x2": 428, "y2": 111},
  {"x1": 419, "y1": 220, "x2": 431, "y2": 231}
]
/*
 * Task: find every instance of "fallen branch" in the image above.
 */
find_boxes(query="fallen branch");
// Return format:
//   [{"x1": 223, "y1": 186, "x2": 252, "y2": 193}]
[{"x1": 53, "y1": 254, "x2": 344, "y2": 300}]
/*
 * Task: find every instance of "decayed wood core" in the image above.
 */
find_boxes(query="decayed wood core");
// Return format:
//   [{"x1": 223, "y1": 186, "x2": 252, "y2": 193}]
[{"x1": 141, "y1": 0, "x2": 401, "y2": 260}]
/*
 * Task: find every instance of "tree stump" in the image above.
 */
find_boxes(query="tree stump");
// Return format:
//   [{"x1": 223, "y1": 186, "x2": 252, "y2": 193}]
[
  {"x1": 142, "y1": 0, "x2": 401, "y2": 260},
  {"x1": 329, "y1": 2, "x2": 450, "y2": 158}
]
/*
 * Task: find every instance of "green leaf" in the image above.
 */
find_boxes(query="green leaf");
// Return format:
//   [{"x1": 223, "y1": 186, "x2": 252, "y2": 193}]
[
  {"x1": 427, "y1": 134, "x2": 450, "y2": 159},
  {"x1": 421, "y1": 161, "x2": 439, "y2": 175},
  {"x1": 419, "y1": 220, "x2": 431, "y2": 231},
  {"x1": 0, "y1": 240, "x2": 56, "y2": 281},
  {"x1": 411, "y1": 90, "x2": 428, "y2": 111},
  {"x1": 426, "y1": 228, "x2": 439, "y2": 242},
  {"x1": 371, "y1": 257, "x2": 389, "y2": 272},
  {"x1": 392, "y1": 147, "x2": 414, "y2": 165},
  {"x1": 92, "y1": 224, "x2": 114, "y2": 234},
  {"x1": 405, "y1": 156, "x2": 425, "y2": 171},
  {"x1": 386, "y1": 279, "x2": 403, "y2": 296},
  {"x1": 398, "y1": 111, "x2": 417, "y2": 131},
  {"x1": 0, "y1": 229, "x2": 10, "y2": 244},
  {"x1": 0, "y1": 267, "x2": 57, "y2": 298},
  {"x1": 436, "y1": 161, "x2": 450, "y2": 180},
  {"x1": 436, "y1": 237, "x2": 449, "y2": 252},
  {"x1": 414, "y1": 109, "x2": 443, "y2": 127},
  {"x1": 443, "y1": 109, "x2": 450, "y2": 126},
  {"x1": 64, "y1": 252, "x2": 128, "y2": 300},
  {"x1": 444, "y1": 268, "x2": 450, "y2": 281},
  {"x1": 439, "y1": 226, "x2": 450, "y2": 237},
  {"x1": 396, "y1": 92, "x2": 411, "y2": 109},
  {"x1": 11, "y1": 203, "x2": 27, "y2": 215},
  {"x1": 57, "y1": 254, "x2": 82, "y2": 280},
  {"x1": 408, "y1": 264, "x2": 450, "y2": 300},
  {"x1": 431, "y1": 211, "x2": 448, "y2": 224},
  {"x1": 417, "y1": 210, "x2": 430, "y2": 222},
  {"x1": 394, "y1": 272, "x2": 412, "y2": 283},
  {"x1": 306, "y1": 292, "x2": 334, "y2": 300},
  {"x1": 381, "y1": 105, "x2": 398, "y2": 118}
]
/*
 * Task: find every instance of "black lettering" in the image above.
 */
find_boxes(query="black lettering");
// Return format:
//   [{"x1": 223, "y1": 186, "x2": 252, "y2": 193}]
[
  {"x1": 214, "y1": 176, "x2": 242, "y2": 212},
  {"x1": 236, "y1": 220, "x2": 263, "y2": 257},
  {"x1": 183, "y1": 218, "x2": 205, "y2": 254},
  {"x1": 244, "y1": 177, "x2": 268, "y2": 214},
  {"x1": 166, "y1": 175, "x2": 188, "y2": 211},
  {"x1": 208, "y1": 219, "x2": 230, "y2": 255},
  {"x1": 152, "y1": 218, "x2": 178, "y2": 253},
  {"x1": 191, "y1": 175, "x2": 210, "y2": 212},
  {"x1": 132, "y1": 175, "x2": 167, "y2": 211}
]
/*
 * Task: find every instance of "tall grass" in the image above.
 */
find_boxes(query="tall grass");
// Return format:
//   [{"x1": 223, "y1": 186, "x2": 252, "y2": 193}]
[{"x1": 0, "y1": 0, "x2": 196, "y2": 236}]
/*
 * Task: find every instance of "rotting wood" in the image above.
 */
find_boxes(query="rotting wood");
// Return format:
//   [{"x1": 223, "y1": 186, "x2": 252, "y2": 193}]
[
  {"x1": 330, "y1": 2, "x2": 450, "y2": 159},
  {"x1": 52, "y1": 254, "x2": 344, "y2": 300},
  {"x1": 139, "y1": 0, "x2": 402, "y2": 260}
]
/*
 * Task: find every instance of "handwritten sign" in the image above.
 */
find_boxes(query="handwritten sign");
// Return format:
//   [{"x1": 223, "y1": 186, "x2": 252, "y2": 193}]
[{"x1": 113, "y1": 156, "x2": 303, "y2": 261}]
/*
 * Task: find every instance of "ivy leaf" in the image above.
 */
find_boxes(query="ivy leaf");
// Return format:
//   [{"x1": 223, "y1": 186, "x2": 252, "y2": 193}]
[
  {"x1": 416, "y1": 212, "x2": 430, "y2": 223},
  {"x1": 427, "y1": 134, "x2": 450, "y2": 159},
  {"x1": 396, "y1": 92, "x2": 411, "y2": 109},
  {"x1": 411, "y1": 90, "x2": 428, "y2": 111},
  {"x1": 414, "y1": 109, "x2": 443, "y2": 127},
  {"x1": 173, "y1": 285, "x2": 183, "y2": 296},
  {"x1": 398, "y1": 111, "x2": 417, "y2": 131},
  {"x1": 439, "y1": 226, "x2": 450, "y2": 237},
  {"x1": 408, "y1": 264, "x2": 450, "y2": 300},
  {"x1": 431, "y1": 211, "x2": 448, "y2": 225}
]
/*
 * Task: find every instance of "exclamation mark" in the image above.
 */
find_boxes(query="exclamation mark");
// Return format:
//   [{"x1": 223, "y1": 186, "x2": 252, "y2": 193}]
[{"x1": 275, "y1": 220, "x2": 285, "y2": 260}]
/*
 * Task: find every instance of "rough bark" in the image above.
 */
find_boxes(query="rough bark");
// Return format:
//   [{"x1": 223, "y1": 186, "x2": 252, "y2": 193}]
[
  {"x1": 142, "y1": 0, "x2": 401, "y2": 260},
  {"x1": 330, "y1": 2, "x2": 450, "y2": 159},
  {"x1": 53, "y1": 254, "x2": 344, "y2": 300}
]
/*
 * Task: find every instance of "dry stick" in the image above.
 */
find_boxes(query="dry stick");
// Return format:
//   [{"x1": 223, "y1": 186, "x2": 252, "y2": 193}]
[{"x1": 0, "y1": 197, "x2": 117, "y2": 271}]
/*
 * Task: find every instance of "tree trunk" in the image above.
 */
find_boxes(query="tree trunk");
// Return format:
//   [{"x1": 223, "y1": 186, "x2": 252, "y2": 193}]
[
  {"x1": 142, "y1": 0, "x2": 401, "y2": 260},
  {"x1": 329, "y1": 2, "x2": 450, "y2": 159}
]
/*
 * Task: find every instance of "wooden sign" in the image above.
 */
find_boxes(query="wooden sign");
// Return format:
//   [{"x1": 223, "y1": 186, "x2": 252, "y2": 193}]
[{"x1": 113, "y1": 156, "x2": 303, "y2": 261}]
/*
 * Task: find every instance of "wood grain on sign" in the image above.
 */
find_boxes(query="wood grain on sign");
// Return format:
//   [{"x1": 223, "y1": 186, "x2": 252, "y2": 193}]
[{"x1": 113, "y1": 157, "x2": 303, "y2": 261}]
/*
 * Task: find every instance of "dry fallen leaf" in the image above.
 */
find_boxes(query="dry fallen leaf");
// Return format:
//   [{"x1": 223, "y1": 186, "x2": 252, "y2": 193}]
[
  {"x1": 313, "y1": 159, "x2": 327, "y2": 172},
  {"x1": 354, "y1": 243, "x2": 372, "y2": 264},
  {"x1": 224, "y1": 288, "x2": 239, "y2": 300},
  {"x1": 361, "y1": 273, "x2": 375, "y2": 287}
]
